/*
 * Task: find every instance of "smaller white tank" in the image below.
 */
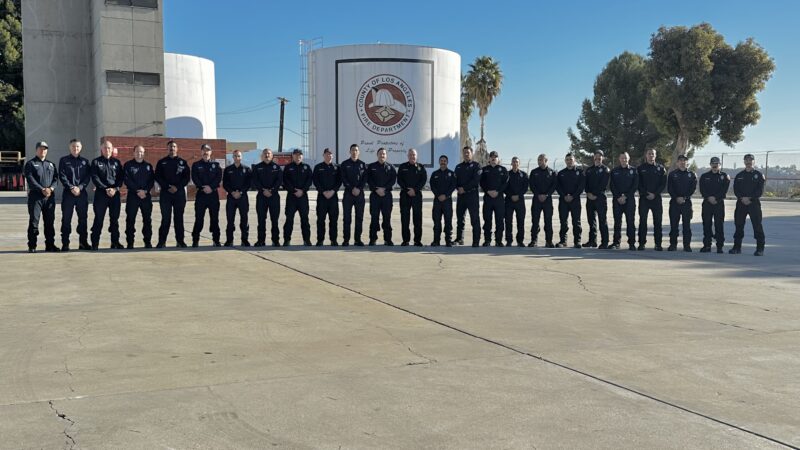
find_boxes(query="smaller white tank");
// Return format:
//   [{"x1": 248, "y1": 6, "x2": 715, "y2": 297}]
[{"x1": 164, "y1": 53, "x2": 217, "y2": 139}]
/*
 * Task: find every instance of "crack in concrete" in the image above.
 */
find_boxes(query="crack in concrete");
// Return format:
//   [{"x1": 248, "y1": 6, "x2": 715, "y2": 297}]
[
  {"x1": 58, "y1": 358, "x2": 75, "y2": 394},
  {"x1": 405, "y1": 346, "x2": 437, "y2": 365},
  {"x1": 53, "y1": 357, "x2": 75, "y2": 393},
  {"x1": 48, "y1": 400, "x2": 76, "y2": 450},
  {"x1": 541, "y1": 266, "x2": 595, "y2": 294},
  {"x1": 377, "y1": 326, "x2": 438, "y2": 366},
  {"x1": 75, "y1": 312, "x2": 89, "y2": 350},
  {"x1": 0, "y1": 355, "x2": 520, "y2": 410},
  {"x1": 542, "y1": 264, "x2": 760, "y2": 332},
  {"x1": 645, "y1": 305, "x2": 759, "y2": 332}
]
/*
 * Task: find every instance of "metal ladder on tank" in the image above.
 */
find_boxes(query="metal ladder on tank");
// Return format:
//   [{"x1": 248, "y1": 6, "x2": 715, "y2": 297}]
[{"x1": 300, "y1": 38, "x2": 323, "y2": 165}]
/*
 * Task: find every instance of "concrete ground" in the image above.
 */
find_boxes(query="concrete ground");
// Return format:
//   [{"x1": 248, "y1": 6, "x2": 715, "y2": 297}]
[{"x1": 1, "y1": 191, "x2": 798, "y2": 449}]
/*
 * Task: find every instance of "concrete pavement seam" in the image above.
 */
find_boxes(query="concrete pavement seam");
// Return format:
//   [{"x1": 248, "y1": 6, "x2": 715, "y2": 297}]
[{"x1": 239, "y1": 248, "x2": 799, "y2": 450}]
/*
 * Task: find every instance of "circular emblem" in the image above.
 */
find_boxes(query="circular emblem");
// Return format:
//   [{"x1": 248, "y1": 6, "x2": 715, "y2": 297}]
[{"x1": 356, "y1": 74, "x2": 415, "y2": 135}]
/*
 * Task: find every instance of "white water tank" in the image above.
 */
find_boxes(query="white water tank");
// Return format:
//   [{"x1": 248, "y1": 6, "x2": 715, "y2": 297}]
[
  {"x1": 164, "y1": 53, "x2": 217, "y2": 139},
  {"x1": 309, "y1": 44, "x2": 460, "y2": 167}
]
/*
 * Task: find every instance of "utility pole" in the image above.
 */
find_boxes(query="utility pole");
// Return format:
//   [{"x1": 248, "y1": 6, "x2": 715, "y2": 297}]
[{"x1": 277, "y1": 97, "x2": 290, "y2": 152}]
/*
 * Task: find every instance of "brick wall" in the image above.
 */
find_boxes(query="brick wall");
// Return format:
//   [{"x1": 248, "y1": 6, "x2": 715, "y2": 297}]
[{"x1": 104, "y1": 136, "x2": 228, "y2": 200}]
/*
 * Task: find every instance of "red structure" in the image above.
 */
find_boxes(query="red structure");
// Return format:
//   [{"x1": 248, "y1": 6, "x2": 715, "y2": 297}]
[{"x1": 273, "y1": 152, "x2": 293, "y2": 166}]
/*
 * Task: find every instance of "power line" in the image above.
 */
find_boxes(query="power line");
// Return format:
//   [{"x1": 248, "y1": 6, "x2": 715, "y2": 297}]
[
  {"x1": 217, "y1": 99, "x2": 280, "y2": 115},
  {"x1": 218, "y1": 125, "x2": 303, "y2": 137},
  {"x1": 216, "y1": 120, "x2": 280, "y2": 127}
]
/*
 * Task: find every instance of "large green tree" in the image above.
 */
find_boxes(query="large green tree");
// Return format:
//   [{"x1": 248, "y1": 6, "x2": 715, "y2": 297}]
[
  {"x1": 567, "y1": 51, "x2": 668, "y2": 165},
  {"x1": 464, "y1": 56, "x2": 503, "y2": 147},
  {"x1": 0, "y1": 0, "x2": 23, "y2": 153},
  {"x1": 646, "y1": 23, "x2": 775, "y2": 168}
]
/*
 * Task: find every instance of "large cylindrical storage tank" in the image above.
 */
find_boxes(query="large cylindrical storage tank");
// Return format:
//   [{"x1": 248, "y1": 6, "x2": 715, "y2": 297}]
[
  {"x1": 309, "y1": 44, "x2": 460, "y2": 167},
  {"x1": 164, "y1": 53, "x2": 217, "y2": 139}
]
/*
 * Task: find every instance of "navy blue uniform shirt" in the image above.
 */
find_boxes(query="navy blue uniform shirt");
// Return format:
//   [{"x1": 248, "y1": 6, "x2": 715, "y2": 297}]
[
  {"x1": 367, "y1": 161, "x2": 397, "y2": 192},
  {"x1": 58, "y1": 154, "x2": 90, "y2": 191},
  {"x1": 667, "y1": 169, "x2": 697, "y2": 199},
  {"x1": 529, "y1": 167, "x2": 557, "y2": 197},
  {"x1": 91, "y1": 156, "x2": 124, "y2": 190},
  {"x1": 251, "y1": 161, "x2": 283, "y2": 193},
  {"x1": 124, "y1": 159, "x2": 155, "y2": 193},
  {"x1": 155, "y1": 156, "x2": 190, "y2": 190},
  {"x1": 430, "y1": 168, "x2": 457, "y2": 198}
]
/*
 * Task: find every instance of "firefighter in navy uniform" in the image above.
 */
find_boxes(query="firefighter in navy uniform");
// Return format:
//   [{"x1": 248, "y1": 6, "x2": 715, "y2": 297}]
[
  {"x1": 123, "y1": 145, "x2": 155, "y2": 249},
  {"x1": 191, "y1": 144, "x2": 223, "y2": 247},
  {"x1": 609, "y1": 152, "x2": 639, "y2": 250},
  {"x1": 282, "y1": 149, "x2": 314, "y2": 246},
  {"x1": 367, "y1": 147, "x2": 397, "y2": 246},
  {"x1": 504, "y1": 156, "x2": 528, "y2": 247},
  {"x1": 667, "y1": 155, "x2": 697, "y2": 252},
  {"x1": 556, "y1": 153, "x2": 585, "y2": 248},
  {"x1": 340, "y1": 144, "x2": 368, "y2": 247},
  {"x1": 155, "y1": 140, "x2": 191, "y2": 248},
  {"x1": 58, "y1": 139, "x2": 91, "y2": 251},
  {"x1": 313, "y1": 148, "x2": 342, "y2": 246},
  {"x1": 429, "y1": 155, "x2": 457, "y2": 247},
  {"x1": 730, "y1": 153, "x2": 766, "y2": 256},
  {"x1": 637, "y1": 148, "x2": 667, "y2": 251},
  {"x1": 699, "y1": 156, "x2": 730, "y2": 253},
  {"x1": 251, "y1": 148, "x2": 283, "y2": 247},
  {"x1": 24, "y1": 141, "x2": 59, "y2": 253},
  {"x1": 528, "y1": 154, "x2": 557, "y2": 248},
  {"x1": 583, "y1": 150, "x2": 610, "y2": 249},
  {"x1": 222, "y1": 150, "x2": 252, "y2": 247},
  {"x1": 90, "y1": 140, "x2": 125, "y2": 250},
  {"x1": 480, "y1": 151, "x2": 509, "y2": 247},
  {"x1": 455, "y1": 146, "x2": 482, "y2": 247},
  {"x1": 397, "y1": 148, "x2": 428, "y2": 247}
]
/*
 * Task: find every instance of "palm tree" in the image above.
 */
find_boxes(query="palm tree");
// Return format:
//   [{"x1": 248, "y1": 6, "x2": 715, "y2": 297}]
[
  {"x1": 460, "y1": 74, "x2": 474, "y2": 151},
  {"x1": 464, "y1": 56, "x2": 503, "y2": 145}
]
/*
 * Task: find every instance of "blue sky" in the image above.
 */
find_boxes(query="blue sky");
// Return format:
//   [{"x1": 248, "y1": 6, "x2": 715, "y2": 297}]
[{"x1": 163, "y1": 0, "x2": 800, "y2": 166}]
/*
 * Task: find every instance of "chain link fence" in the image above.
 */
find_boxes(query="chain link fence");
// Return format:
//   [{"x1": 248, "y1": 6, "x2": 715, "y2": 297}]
[
  {"x1": 718, "y1": 150, "x2": 800, "y2": 198},
  {"x1": 496, "y1": 150, "x2": 800, "y2": 199}
]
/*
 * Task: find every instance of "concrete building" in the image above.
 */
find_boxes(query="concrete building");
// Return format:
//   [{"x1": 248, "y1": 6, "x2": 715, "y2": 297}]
[
  {"x1": 164, "y1": 53, "x2": 216, "y2": 139},
  {"x1": 22, "y1": 0, "x2": 166, "y2": 163}
]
